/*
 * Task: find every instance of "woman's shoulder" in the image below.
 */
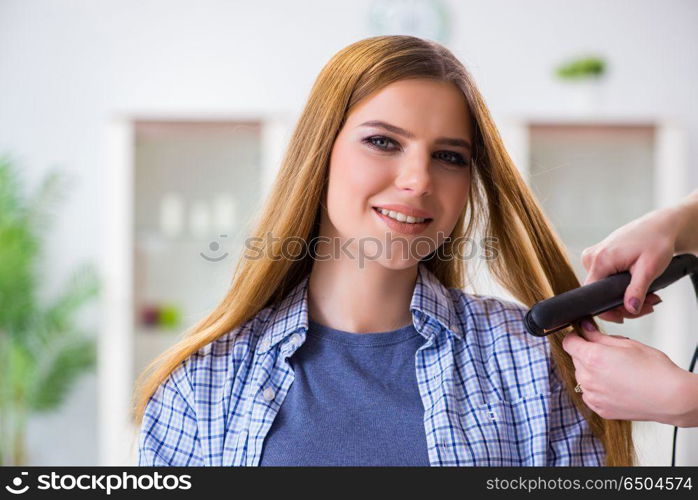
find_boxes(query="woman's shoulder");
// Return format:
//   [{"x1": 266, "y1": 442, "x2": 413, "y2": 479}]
[
  {"x1": 447, "y1": 287, "x2": 550, "y2": 353},
  {"x1": 449, "y1": 288, "x2": 529, "y2": 317},
  {"x1": 184, "y1": 305, "x2": 274, "y2": 373}
]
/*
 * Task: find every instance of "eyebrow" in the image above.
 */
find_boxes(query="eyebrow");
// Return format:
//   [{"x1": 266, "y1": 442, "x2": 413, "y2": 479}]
[{"x1": 358, "y1": 120, "x2": 471, "y2": 151}]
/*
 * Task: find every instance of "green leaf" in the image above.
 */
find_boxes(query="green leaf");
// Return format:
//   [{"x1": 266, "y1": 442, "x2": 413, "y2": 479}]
[
  {"x1": 555, "y1": 56, "x2": 606, "y2": 80},
  {"x1": 8, "y1": 338, "x2": 36, "y2": 402},
  {"x1": 29, "y1": 336, "x2": 96, "y2": 413},
  {"x1": 0, "y1": 157, "x2": 40, "y2": 335},
  {"x1": 39, "y1": 264, "x2": 100, "y2": 339}
]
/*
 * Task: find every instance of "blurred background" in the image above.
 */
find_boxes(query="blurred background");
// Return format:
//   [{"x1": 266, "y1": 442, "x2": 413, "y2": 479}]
[{"x1": 0, "y1": 0, "x2": 696, "y2": 466}]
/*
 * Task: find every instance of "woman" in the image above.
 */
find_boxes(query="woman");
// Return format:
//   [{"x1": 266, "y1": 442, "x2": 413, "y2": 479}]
[
  {"x1": 563, "y1": 189, "x2": 698, "y2": 427},
  {"x1": 133, "y1": 35, "x2": 634, "y2": 466}
]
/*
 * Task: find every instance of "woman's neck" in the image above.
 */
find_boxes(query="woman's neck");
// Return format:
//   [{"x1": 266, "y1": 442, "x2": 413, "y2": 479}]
[{"x1": 307, "y1": 258, "x2": 418, "y2": 334}]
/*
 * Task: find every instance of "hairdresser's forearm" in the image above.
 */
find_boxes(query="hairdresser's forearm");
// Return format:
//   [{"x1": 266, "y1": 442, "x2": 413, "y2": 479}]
[
  {"x1": 672, "y1": 371, "x2": 698, "y2": 428},
  {"x1": 671, "y1": 189, "x2": 698, "y2": 255}
]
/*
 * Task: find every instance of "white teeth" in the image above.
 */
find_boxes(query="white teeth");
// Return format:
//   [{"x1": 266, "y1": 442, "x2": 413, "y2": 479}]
[{"x1": 376, "y1": 207, "x2": 427, "y2": 224}]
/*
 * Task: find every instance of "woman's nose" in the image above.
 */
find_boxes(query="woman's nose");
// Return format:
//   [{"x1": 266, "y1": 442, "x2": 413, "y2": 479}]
[{"x1": 394, "y1": 154, "x2": 433, "y2": 196}]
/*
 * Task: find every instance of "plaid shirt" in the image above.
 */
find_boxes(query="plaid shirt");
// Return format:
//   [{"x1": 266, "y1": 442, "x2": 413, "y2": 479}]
[{"x1": 138, "y1": 262, "x2": 605, "y2": 466}]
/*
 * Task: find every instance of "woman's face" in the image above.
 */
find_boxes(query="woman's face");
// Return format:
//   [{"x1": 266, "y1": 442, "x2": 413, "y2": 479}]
[{"x1": 321, "y1": 77, "x2": 474, "y2": 269}]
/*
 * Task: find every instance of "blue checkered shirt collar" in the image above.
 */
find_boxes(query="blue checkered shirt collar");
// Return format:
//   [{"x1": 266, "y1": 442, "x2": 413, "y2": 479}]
[{"x1": 257, "y1": 261, "x2": 464, "y2": 354}]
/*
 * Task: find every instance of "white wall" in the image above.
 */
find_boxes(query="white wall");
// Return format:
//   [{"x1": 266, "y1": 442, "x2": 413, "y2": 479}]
[{"x1": 1, "y1": 0, "x2": 696, "y2": 465}]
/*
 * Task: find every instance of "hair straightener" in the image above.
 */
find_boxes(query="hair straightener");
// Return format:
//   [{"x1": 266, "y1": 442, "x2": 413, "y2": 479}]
[
  {"x1": 525, "y1": 253, "x2": 698, "y2": 337},
  {"x1": 524, "y1": 253, "x2": 698, "y2": 467}
]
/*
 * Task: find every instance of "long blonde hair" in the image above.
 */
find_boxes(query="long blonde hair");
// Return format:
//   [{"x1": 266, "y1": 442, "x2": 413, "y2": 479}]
[{"x1": 132, "y1": 35, "x2": 635, "y2": 465}]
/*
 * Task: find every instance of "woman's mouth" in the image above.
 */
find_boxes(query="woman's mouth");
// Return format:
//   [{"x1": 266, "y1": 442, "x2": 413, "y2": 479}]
[{"x1": 371, "y1": 206, "x2": 433, "y2": 235}]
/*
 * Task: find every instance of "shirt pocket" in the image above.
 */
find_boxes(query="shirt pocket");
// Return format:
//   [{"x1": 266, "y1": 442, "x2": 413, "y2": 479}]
[{"x1": 457, "y1": 394, "x2": 549, "y2": 466}]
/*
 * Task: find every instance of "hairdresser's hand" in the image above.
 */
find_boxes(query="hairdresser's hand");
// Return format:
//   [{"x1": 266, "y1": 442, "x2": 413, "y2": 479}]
[
  {"x1": 562, "y1": 319, "x2": 698, "y2": 427},
  {"x1": 581, "y1": 189, "x2": 698, "y2": 322},
  {"x1": 580, "y1": 209, "x2": 678, "y2": 321}
]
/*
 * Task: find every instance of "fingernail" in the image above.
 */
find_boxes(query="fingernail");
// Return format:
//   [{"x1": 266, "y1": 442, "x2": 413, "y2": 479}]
[
  {"x1": 629, "y1": 297, "x2": 641, "y2": 313},
  {"x1": 581, "y1": 319, "x2": 595, "y2": 332}
]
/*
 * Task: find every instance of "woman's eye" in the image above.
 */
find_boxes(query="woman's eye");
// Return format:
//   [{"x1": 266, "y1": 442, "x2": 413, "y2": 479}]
[
  {"x1": 434, "y1": 151, "x2": 468, "y2": 166},
  {"x1": 362, "y1": 135, "x2": 470, "y2": 167},
  {"x1": 363, "y1": 135, "x2": 397, "y2": 151}
]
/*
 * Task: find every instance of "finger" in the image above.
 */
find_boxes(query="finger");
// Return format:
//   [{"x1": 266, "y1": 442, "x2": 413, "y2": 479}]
[
  {"x1": 583, "y1": 249, "x2": 624, "y2": 286},
  {"x1": 609, "y1": 334, "x2": 630, "y2": 340},
  {"x1": 581, "y1": 246, "x2": 595, "y2": 272},
  {"x1": 623, "y1": 303, "x2": 656, "y2": 318},
  {"x1": 624, "y1": 256, "x2": 664, "y2": 314},
  {"x1": 597, "y1": 293, "x2": 661, "y2": 322},
  {"x1": 611, "y1": 301, "x2": 657, "y2": 320},
  {"x1": 629, "y1": 305, "x2": 655, "y2": 318},
  {"x1": 572, "y1": 365, "x2": 588, "y2": 388},
  {"x1": 563, "y1": 332, "x2": 601, "y2": 369},
  {"x1": 578, "y1": 318, "x2": 606, "y2": 342},
  {"x1": 568, "y1": 348, "x2": 585, "y2": 372},
  {"x1": 579, "y1": 318, "x2": 626, "y2": 347},
  {"x1": 562, "y1": 330, "x2": 590, "y2": 358},
  {"x1": 597, "y1": 307, "x2": 626, "y2": 323}
]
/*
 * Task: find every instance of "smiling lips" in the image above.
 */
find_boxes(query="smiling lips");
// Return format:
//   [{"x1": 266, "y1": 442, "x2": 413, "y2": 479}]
[
  {"x1": 373, "y1": 203, "x2": 433, "y2": 219},
  {"x1": 371, "y1": 206, "x2": 433, "y2": 235}
]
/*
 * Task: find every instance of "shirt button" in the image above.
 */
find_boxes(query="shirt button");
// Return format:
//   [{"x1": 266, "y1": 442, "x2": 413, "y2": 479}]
[
  {"x1": 289, "y1": 333, "x2": 302, "y2": 346},
  {"x1": 262, "y1": 387, "x2": 275, "y2": 401},
  {"x1": 259, "y1": 337, "x2": 271, "y2": 350}
]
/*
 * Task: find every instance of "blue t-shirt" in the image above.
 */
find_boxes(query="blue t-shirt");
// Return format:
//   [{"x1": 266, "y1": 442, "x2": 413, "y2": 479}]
[{"x1": 259, "y1": 318, "x2": 430, "y2": 466}]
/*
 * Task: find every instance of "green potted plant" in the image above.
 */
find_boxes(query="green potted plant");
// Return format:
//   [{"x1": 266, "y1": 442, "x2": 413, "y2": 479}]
[
  {"x1": 554, "y1": 55, "x2": 608, "y2": 112},
  {"x1": 0, "y1": 156, "x2": 99, "y2": 465}
]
